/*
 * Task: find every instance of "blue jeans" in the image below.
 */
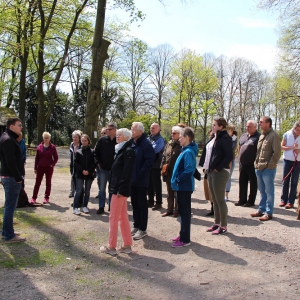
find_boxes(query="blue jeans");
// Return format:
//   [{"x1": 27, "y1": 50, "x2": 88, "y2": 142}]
[
  {"x1": 74, "y1": 178, "x2": 93, "y2": 208},
  {"x1": 176, "y1": 191, "x2": 192, "y2": 243},
  {"x1": 97, "y1": 168, "x2": 111, "y2": 208},
  {"x1": 281, "y1": 159, "x2": 300, "y2": 205},
  {"x1": 225, "y1": 160, "x2": 235, "y2": 192},
  {"x1": 255, "y1": 168, "x2": 277, "y2": 216},
  {"x1": 1, "y1": 177, "x2": 22, "y2": 241}
]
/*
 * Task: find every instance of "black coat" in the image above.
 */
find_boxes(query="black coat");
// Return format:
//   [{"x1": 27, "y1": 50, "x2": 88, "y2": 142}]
[
  {"x1": 109, "y1": 140, "x2": 136, "y2": 197},
  {"x1": 94, "y1": 135, "x2": 117, "y2": 171},
  {"x1": 208, "y1": 130, "x2": 233, "y2": 172},
  {"x1": 74, "y1": 146, "x2": 96, "y2": 180}
]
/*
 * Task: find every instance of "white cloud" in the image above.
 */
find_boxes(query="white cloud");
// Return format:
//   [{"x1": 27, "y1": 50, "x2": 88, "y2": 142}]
[
  {"x1": 237, "y1": 17, "x2": 276, "y2": 29},
  {"x1": 225, "y1": 44, "x2": 278, "y2": 71}
]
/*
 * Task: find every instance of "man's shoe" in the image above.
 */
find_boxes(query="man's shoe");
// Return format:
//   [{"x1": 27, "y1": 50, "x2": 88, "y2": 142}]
[
  {"x1": 243, "y1": 202, "x2": 255, "y2": 207},
  {"x1": 147, "y1": 201, "x2": 154, "y2": 208},
  {"x1": 82, "y1": 207, "x2": 89, "y2": 213},
  {"x1": 118, "y1": 246, "x2": 132, "y2": 254},
  {"x1": 73, "y1": 208, "x2": 81, "y2": 215},
  {"x1": 162, "y1": 212, "x2": 173, "y2": 217},
  {"x1": 234, "y1": 202, "x2": 245, "y2": 206},
  {"x1": 279, "y1": 201, "x2": 286, "y2": 207},
  {"x1": 259, "y1": 214, "x2": 272, "y2": 221},
  {"x1": 212, "y1": 226, "x2": 227, "y2": 235},
  {"x1": 172, "y1": 240, "x2": 191, "y2": 247},
  {"x1": 5, "y1": 236, "x2": 26, "y2": 243},
  {"x1": 285, "y1": 203, "x2": 294, "y2": 209},
  {"x1": 96, "y1": 207, "x2": 104, "y2": 214},
  {"x1": 250, "y1": 211, "x2": 264, "y2": 217},
  {"x1": 100, "y1": 246, "x2": 117, "y2": 256},
  {"x1": 152, "y1": 204, "x2": 162, "y2": 210},
  {"x1": 68, "y1": 193, "x2": 74, "y2": 198},
  {"x1": 95, "y1": 195, "x2": 99, "y2": 198},
  {"x1": 131, "y1": 227, "x2": 139, "y2": 236},
  {"x1": 206, "y1": 224, "x2": 220, "y2": 232},
  {"x1": 173, "y1": 213, "x2": 179, "y2": 218},
  {"x1": 133, "y1": 230, "x2": 147, "y2": 240}
]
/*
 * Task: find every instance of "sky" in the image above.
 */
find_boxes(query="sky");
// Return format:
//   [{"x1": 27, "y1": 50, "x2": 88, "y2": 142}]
[{"x1": 108, "y1": 0, "x2": 280, "y2": 72}]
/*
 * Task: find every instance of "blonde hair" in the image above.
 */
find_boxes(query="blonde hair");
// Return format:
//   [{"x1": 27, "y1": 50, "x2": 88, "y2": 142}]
[{"x1": 42, "y1": 132, "x2": 51, "y2": 139}]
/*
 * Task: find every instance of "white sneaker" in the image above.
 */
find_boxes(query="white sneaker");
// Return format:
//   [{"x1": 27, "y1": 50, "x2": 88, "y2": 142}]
[
  {"x1": 133, "y1": 230, "x2": 147, "y2": 240},
  {"x1": 82, "y1": 207, "x2": 89, "y2": 213},
  {"x1": 131, "y1": 227, "x2": 139, "y2": 236},
  {"x1": 73, "y1": 208, "x2": 81, "y2": 215}
]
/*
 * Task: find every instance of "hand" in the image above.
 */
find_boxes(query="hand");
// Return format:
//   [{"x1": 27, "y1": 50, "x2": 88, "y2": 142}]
[
  {"x1": 294, "y1": 142, "x2": 299, "y2": 149},
  {"x1": 34, "y1": 169, "x2": 37, "y2": 174},
  {"x1": 214, "y1": 169, "x2": 218, "y2": 172},
  {"x1": 117, "y1": 193, "x2": 124, "y2": 198},
  {"x1": 17, "y1": 181, "x2": 22, "y2": 183}
]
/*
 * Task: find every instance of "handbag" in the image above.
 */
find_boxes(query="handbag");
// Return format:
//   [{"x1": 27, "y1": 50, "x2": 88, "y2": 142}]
[{"x1": 161, "y1": 164, "x2": 169, "y2": 176}]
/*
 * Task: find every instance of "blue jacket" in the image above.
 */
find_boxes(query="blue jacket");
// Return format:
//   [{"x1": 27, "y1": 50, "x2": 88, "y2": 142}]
[
  {"x1": 171, "y1": 141, "x2": 198, "y2": 192},
  {"x1": 131, "y1": 133, "x2": 155, "y2": 187}
]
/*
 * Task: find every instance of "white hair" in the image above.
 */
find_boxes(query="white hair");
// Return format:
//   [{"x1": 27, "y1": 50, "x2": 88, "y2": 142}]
[
  {"x1": 72, "y1": 130, "x2": 82, "y2": 139},
  {"x1": 117, "y1": 128, "x2": 132, "y2": 140},
  {"x1": 42, "y1": 131, "x2": 51, "y2": 138},
  {"x1": 247, "y1": 120, "x2": 257, "y2": 128},
  {"x1": 172, "y1": 126, "x2": 183, "y2": 134},
  {"x1": 132, "y1": 122, "x2": 144, "y2": 132}
]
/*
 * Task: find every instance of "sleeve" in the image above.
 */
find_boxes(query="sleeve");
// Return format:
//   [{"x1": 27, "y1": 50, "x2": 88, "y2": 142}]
[
  {"x1": 137, "y1": 142, "x2": 155, "y2": 177},
  {"x1": 94, "y1": 139, "x2": 102, "y2": 165},
  {"x1": 176, "y1": 151, "x2": 195, "y2": 183},
  {"x1": 34, "y1": 146, "x2": 40, "y2": 170},
  {"x1": 52, "y1": 146, "x2": 58, "y2": 166},
  {"x1": 215, "y1": 138, "x2": 233, "y2": 172},
  {"x1": 160, "y1": 144, "x2": 167, "y2": 167},
  {"x1": 87, "y1": 150, "x2": 97, "y2": 174},
  {"x1": 268, "y1": 133, "x2": 282, "y2": 168},
  {"x1": 74, "y1": 151, "x2": 83, "y2": 173}
]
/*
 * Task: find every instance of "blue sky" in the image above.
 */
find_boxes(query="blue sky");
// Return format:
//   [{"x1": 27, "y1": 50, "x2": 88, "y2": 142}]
[{"x1": 109, "y1": 0, "x2": 280, "y2": 72}]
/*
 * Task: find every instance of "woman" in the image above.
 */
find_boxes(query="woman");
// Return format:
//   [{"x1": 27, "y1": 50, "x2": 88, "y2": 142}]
[
  {"x1": 279, "y1": 121, "x2": 300, "y2": 209},
  {"x1": 206, "y1": 118, "x2": 233, "y2": 235},
  {"x1": 69, "y1": 130, "x2": 82, "y2": 198},
  {"x1": 160, "y1": 126, "x2": 183, "y2": 217},
  {"x1": 171, "y1": 127, "x2": 198, "y2": 248},
  {"x1": 73, "y1": 134, "x2": 96, "y2": 215},
  {"x1": 100, "y1": 128, "x2": 136, "y2": 255},
  {"x1": 225, "y1": 125, "x2": 238, "y2": 201},
  {"x1": 30, "y1": 132, "x2": 58, "y2": 204},
  {"x1": 199, "y1": 129, "x2": 214, "y2": 216}
]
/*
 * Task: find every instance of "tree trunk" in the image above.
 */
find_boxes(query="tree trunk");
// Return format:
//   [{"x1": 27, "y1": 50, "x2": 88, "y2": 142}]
[{"x1": 84, "y1": 0, "x2": 110, "y2": 145}]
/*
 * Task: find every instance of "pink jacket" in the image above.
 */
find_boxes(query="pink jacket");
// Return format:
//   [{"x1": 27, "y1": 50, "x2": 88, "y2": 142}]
[{"x1": 34, "y1": 142, "x2": 58, "y2": 169}]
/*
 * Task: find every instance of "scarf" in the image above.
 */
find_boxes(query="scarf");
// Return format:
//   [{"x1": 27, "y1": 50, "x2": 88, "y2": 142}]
[{"x1": 115, "y1": 141, "x2": 127, "y2": 154}]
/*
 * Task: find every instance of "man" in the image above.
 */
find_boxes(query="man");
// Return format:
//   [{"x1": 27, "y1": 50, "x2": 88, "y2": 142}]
[
  {"x1": 235, "y1": 120, "x2": 260, "y2": 207},
  {"x1": 0, "y1": 117, "x2": 26, "y2": 243},
  {"x1": 147, "y1": 123, "x2": 165, "y2": 210},
  {"x1": 130, "y1": 122, "x2": 155, "y2": 240},
  {"x1": 251, "y1": 116, "x2": 281, "y2": 221},
  {"x1": 94, "y1": 122, "x2": 117, "y2": 214}
]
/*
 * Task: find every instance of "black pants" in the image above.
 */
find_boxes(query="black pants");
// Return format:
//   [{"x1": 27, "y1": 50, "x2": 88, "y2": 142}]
[
  {"x1": 177, "y1": 191, "x2": 192, "y2": 243},
  {"x1": 239, "y1": 164, "x2": 257, "y2": 205},
  {"x1": 131, "y1": 186, "x2": 148, "y2": 231},
  {"x1": 148, "y1": 168, "x2": 162, "y2": 205}
]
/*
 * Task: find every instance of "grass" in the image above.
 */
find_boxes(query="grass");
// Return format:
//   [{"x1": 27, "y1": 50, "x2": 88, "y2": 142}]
[{"x1": 55, "y1": 166, "x2": 70, "y2": 174}]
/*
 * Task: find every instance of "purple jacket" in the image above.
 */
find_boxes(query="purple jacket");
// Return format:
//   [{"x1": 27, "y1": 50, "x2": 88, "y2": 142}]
[{"x1": 34, "y1": 142, "x2": 58, "y2": 169}]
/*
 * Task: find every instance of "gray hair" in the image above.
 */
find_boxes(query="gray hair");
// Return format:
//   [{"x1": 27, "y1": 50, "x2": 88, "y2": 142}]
[
  {"x1": 72, "y1": 130, "x2": 82, "y2": 139},
  {"x1": 117, "y1": 128, "x2": 132, "y2": 140},
  {"x1": 172, "y1": 125, "x2": 183, "y2": 134},
  {"x1": 132, "y1": 122, "x2": 144, "y2": 132},
  {"x1": 293, "y1": 121, "x2": 300, "y2": 130},
  {"x1": 247, "y1": 120, "x2": 257, "y2": 128},
  {"x1": 107, "y1": 122, "x2": 117, "y2": 129}
]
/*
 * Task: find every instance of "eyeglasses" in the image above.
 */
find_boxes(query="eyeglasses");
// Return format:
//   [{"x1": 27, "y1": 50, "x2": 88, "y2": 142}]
[
  {"x1": 15, "y1": 124, "x2": 22, "y2": 127},
  {"x1": 171, "y1": 132, "x2": 178, "y2": 135},
  {"x1": 106, "y1": 128, "x2": 115, "y2": 131},
  {"x1": 116, "y1": 134, "x2": 123, "y2": 137}
]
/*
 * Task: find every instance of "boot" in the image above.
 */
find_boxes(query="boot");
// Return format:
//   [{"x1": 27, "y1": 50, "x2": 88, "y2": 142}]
[{"x1": 205, "y1": 202, "x2": 214, "y2": 216}]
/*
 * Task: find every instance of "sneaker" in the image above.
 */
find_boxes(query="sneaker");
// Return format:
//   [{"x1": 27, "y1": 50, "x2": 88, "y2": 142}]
[
  {"x1": 212, "y1": 226, "x2": 227, "y2": 235},
  {"x1": 5, "y1": 236, "x2": 26, "y2": 243},
  {"x1": 131, "y1": 227, "x2": 139, "y2": 236},
  {"x1": 118, "y1": 246, "x2": 132, "y2": 254},
  {"x1": 172, "y1": 236, "x2": 180, "y2": 242},
  {"x1": 133, "y1": 230, "x2": 147, "y2": 240},
  {"x1": 43, "y1": 198, "x2": 49, "y2": 204},
  {"x1": 206, "y1": 224, "x2": 220, "y2": 232},
  {"x1": 82, "y1": 207, "x2": 89, "y2": 213},
  {"x1": 96, "y1": 207, "x2": 104, "y2": 214},
  {"x1": 73, "y1": 208, "x2": 81, "y2": 215},
  {"x1": 172, "y1": 240, "x2": 191, "y2": 247},
  {"x1": 30, "y1": 198, "x2": 36, "y2": 204},
  {"x1": 225, "y1": 197, "x2": 229, "y2": 202},
  {"x1": 100, "y1": 246, "x2": 117, "y2": 256}
]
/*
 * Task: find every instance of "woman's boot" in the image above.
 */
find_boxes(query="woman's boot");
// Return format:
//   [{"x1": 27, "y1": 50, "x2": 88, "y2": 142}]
[{"x1": 205, "y1": 202, "x2": 214, "y2": 216}]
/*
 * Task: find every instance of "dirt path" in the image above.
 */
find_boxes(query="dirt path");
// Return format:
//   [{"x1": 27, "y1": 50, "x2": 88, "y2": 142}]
[{"x1": 0, "y1": 148, "x2": 299, "y2": 300}]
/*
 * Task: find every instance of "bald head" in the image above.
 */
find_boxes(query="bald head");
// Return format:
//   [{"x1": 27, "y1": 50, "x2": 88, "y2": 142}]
[{"x1": 150, "y1": 123, "x2": 160, "y2": 136}]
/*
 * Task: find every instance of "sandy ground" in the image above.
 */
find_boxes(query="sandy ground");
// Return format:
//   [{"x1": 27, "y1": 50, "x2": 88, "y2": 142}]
[{"x1": 0, "y1": 148, "x2": 300, "y2": 300}]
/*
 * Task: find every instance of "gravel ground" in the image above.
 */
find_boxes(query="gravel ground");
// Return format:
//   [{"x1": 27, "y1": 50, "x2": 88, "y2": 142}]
[{"x1": 0, "y1": 148, "x2": 300, "y2": 300}]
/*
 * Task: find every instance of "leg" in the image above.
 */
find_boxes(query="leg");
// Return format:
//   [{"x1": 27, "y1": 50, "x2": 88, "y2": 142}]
[
  {"x1": 281, "y1": 160, "x2": 292, "y2": 204},
  {"x1": 108, "y1": 194, "x2": 123, "y2": 248},
  {"x1": 98, "y1": 169, "x2": 109, "y2": 209},
  {"x1": 119, "y1": 195, "x2": 133, "y2": 247},
  {"x1": 83, "y1": 179, "x2": 93, "y2": 207},
  {"x1": 44, "y1": 166, "x2": 54, "y2": 200},
  {"x1": 166, "y1": 180, "x2": 174, "y2": 213},
  {"x1": 255, "y1": 169, "x2": 267, "y2": 214},
  {"x1": 73, "y1": 178, "x2": 84, "y2": 208},
  {"x1": 177, "y1": 191, "x2": 192, "y2": 243},
  {"x1": 147, "y1": 170, "x2": 155, "y2": 206},
  {"x1": 238, "y1": 164, "x2": 248, "y2": 205},
  {"x1": 262, "y1": 168, "x2": 276, "y2": 216},
  {"x1": 247, "y1": 165, "x2": 258, "y2": 204},
  {"x1": 130, "y1": 186, "x2": 140, "y2": 229},
  {"x1": 32, "y1": 167, "x2": 46, "y2": 200},
  {"x1": 2, "y1": 178, "x2": 22, "y2": 240},
  {"x1": 136, "y1": 187, "x2": 148, "y2": 231},
  {"x1": 152, "y1": 168, "x2": 162, "y2": 204},
  {"x1": 70, "y1": 176, "x2": 75, "y2": 196},
  {"x1": 287, "y1": 162, "x2": 300, "y2": 205}
]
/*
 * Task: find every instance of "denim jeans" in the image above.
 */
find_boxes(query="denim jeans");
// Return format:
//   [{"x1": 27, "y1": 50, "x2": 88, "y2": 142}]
[
  {"x1": 73, "y1": 178, "x2": 93, "y2": 208},
  {"x1": 255, "y1": 168, "x2": 277, "y2": 216},
  {"x1": 176, "y1": 191, "x2": 192, "y2": 243},
  {"x1": 281, "y1": 159, "x2": 300, "y2": 205},
  {"x1": 225, "y1": 160, "x2": 235, "y2": 192},
  {"x1": 97, "y1": 168, "x2": 111, "y2": 208},
  {"x1": 1, "y1": 177, "x2": 22, "y2": 241}
]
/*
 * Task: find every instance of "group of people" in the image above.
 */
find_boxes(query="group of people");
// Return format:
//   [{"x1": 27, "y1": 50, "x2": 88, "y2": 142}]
[{"x1": 1, "y1": 117, "x2": 299, "y2": 251}]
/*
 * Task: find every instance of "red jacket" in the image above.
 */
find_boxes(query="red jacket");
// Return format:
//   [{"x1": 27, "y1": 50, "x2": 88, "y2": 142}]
[{"x1": 34, "y1": 142, "x2": 58, "y2": 169}]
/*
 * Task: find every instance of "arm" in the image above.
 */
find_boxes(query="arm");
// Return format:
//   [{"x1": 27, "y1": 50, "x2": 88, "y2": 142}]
[
  {"x1": 74, "y1": 151, "x2": 83, "y2": 173},
  {"x1": 281, "y1": 137, "x2": 298, "y2": 151},
  {"x1": 215, "y1": 138, "x2": 233, "y2": 172},
  {"x1": 52, "y1": 145, "x2": 58, "y2": 166},
  {"x1": 94, "y1": 139, "x2": 102, "y2": 167},
  {"x1": 267, "y1": 134, "x2": 282, "y2": 169},
  {"x1": 138, "y1": 143, "x2": 155, "y2": 177}
]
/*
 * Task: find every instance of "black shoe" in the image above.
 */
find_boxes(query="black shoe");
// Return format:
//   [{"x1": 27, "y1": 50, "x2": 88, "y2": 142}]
[
  {"x1": 108, "y1": 205, "x2": 110, "y2": 212},
  {"x1": 97, "y1": 207, "x2": 104, "y2": 214},
  {"x1": 205, "y1": 211, "x2": 214, "y2": 216},
  {"x1": 152, "y1": 204, "x2": 162, "y2": 210},
  {"x1": 95, "y1": 195, "x2": 99, "y2": 198},
  {"x1": 68, "y1": 193, "x2": 74, "y2": 198},
  {"x1": 234, "y1": 202, "x2": 245, "y2": 206},
  {"x1": 243, "y1": 202, "x2": 254, "y2": 207},
  {"x1": 147, "y1": 201, "x2": 154, "y2": 208},
  {"x1": 71, "y1": 203, "x2": 73, "y2": 207}
]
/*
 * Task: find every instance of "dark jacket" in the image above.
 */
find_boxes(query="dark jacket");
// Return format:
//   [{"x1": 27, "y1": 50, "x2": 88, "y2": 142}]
[
  {"x1": 208, "y1": 130, "x2": 233, "y2": 172},
  {"x1": 0, "y1": 129, "x2": 24, "y2": 182},
  {"x1": 74, "y1": 146, "x2": 96, "y2": 180},
  {"x1": 109, "y1": 140, "x2": 136, "y2": 197},
  {"x1": 131, "y1": 133, "x2": 156, "y2": 187},
  {"x1": 94, "y1": 135, "x2": 117, "y2": 171},
  {"x1": 69, "y1": 142, "x2": 81, "y2": 175}
]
